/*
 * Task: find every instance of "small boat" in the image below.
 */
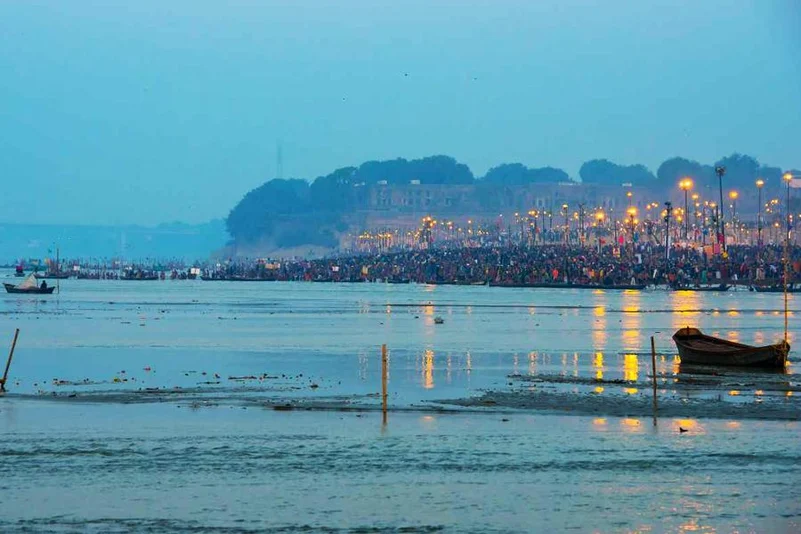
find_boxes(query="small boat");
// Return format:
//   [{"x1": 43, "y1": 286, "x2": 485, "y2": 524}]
[
  {"x1": 751, "y1": 284, "x2": 801, "y2": 293},
  {"x1": 673, "y1": 284, "x2": 730, "y2": 292},
  {"x1": 672, "y1": 327, "x2": 788, "y2": 368},
  {"x1": 4, "y1": 274, "x2": 56, "y2": 294},
  {"x1": 34, "y1": 272, "x2": 71, "y2": 280},
  {"x1": 434, "y1": 316, "x2": 445, "y2": 324}
]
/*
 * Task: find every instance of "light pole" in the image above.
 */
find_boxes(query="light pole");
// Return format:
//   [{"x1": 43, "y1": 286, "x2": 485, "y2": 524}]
[
  {"x1": 756, "y1": 179, "x2": 765, "y2": 247},
  {"x1": 664, "y1": 201, "x2": 673, "y2": 262},
  {"x1": 715, "y1": 165, "x2": 726, "y2": 251},
  {"x1": 627, "y1": 206, "x2": 637, "y2": 246},
  {"x1": 595, "y1": 211, "x2": 605, "y2": 252},
  {"x1": 692, "y1": 193, "x2": 699, "y2": 241},
  {"x1": 729, "y1": 190, "x2": 739, "y2": 244},
  {"x1": 784, "y1": 173, "x2": 794, "y2": 242},
  {"x1": 561, "y1": 203, "x2": 569, "y2": 244},
  {"x1": 679, "y1": 178, "x2": 693, "y2": 240}
]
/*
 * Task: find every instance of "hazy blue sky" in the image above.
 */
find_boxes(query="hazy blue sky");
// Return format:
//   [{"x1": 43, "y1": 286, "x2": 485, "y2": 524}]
[{"x1": 1, "y1": 0, "x2": 799, "y2": 225}]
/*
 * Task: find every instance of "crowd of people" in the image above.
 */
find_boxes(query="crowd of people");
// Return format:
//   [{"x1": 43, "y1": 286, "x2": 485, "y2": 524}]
[
  {"x1": 13, "y1": 243, "x2": 800, "y2": 289},
  {"x1": 203, "y1": 243, "x2": 801, "y2": 288}
]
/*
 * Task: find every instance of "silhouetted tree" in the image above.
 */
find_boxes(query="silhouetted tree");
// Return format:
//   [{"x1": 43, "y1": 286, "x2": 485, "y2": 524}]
[{"x1": 579, "y1": 159, "x2": 655, "y2": 185}]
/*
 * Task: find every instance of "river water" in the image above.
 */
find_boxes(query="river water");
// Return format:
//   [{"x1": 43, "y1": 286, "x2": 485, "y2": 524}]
[{"x1": 1, "y1": 272, "x2": 799, "y2": 532}]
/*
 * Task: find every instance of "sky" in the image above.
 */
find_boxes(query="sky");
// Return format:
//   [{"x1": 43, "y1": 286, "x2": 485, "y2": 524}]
[{"x1": 1, "y1": 0, "x2": 799, "y2": 226}]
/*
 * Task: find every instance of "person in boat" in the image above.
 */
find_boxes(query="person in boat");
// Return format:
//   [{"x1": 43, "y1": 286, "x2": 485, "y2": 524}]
[{"x1": 40, "y1": 280, "x2": 47, "y2": 290}]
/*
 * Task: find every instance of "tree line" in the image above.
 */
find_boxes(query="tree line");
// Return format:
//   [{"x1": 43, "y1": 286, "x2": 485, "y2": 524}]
[{"x1": 226, "y1": 153, "x2": 798, "y2": 248}]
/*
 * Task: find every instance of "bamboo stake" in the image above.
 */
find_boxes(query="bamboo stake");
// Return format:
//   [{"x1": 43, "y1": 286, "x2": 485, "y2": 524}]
[
  {"x1": 650, "y1": 336, "x2": 658, "y2": 426},
  {"x1": 1, "y1": 328, "x2": 20, "y2": 392},
  {"x1": 381, "y1": 344, "x2": 388, "y2": 424}
]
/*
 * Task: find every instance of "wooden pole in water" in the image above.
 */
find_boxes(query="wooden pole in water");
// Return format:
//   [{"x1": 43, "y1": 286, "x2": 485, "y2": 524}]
[
  {"x1": 1, "y1": 328, "x2": 20, "y2": 392},
  {"x1": 650, "y1": 336, "x2": 658, "y2": 426},
  {"x1": 381, "y1": 344, "x2": 388, "y2": 424}
]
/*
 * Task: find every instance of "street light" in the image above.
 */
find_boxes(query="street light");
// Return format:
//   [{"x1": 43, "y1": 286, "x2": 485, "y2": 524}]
[
  {"x1": 626, "y1": 191, "x2": 633, "y2": 207},
  {"x1": 756, "y1": 179, "x2": 765, "y2": 247},
  {"x1": 715, "y1": 166, "x2": 726, "y2": 250},
  {"x1": 627, "y1": 206, "x2": 637, "y2": 245},
  {"x1": 561, "y1": 203, "x2": 569, "y2": 244},
  {"x1": 679, "y1": 178, "x2": 693, "y2": 240},
  {"x1": 784, "y1": 173, "x2": 794, "y2": 241},
  {"x1": 729, "y1": 190, "x2": 739, "y2": 243}
]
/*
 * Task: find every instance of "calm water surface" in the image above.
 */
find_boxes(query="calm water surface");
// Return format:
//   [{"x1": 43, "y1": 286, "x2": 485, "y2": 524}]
[{"x1": 1, "y1": 273, "x2": 799, "y2": 532}]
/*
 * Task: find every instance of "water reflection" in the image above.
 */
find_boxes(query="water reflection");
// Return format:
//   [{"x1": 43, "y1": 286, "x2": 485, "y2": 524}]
[
  {"x1": 423, "y1": 349, "x2": 434, "y2": 389},
  {"x1": 620, "y1": 418, "x2": 643, "y2": 433},
  {"x1": 620, "y1": 291, "x2": 641, "y2": 351},
  {"x1": 623, "y1": 353, "x2": 639, "y2": 381},
  {"x1": 671, "y1": 290, "x2": 701, "y2": 332},
  {"x1": 593, "y1": 352, "x2": 604, "y2": 380}
]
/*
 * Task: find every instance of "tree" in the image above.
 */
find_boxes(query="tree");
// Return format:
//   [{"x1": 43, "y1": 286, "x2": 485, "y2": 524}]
[
  {"x1": 656, "y1": 157, "x2": 715, "y2": 188},
  {"x1": 579, "y1": 159, "x2": 655, "y2": 185},
  {"x1": 482, "y1": 163, "x2": 570, "y2": 185},
  {"x1": 226, "y1": 179, "x2": 310, "y2": 243}
]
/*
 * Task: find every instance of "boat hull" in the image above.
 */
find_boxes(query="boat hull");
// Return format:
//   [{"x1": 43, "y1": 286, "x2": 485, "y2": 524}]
[
  {"x1": 673, "y1": 327, "x2": 788, "y2": 368},
  {"x1": 3, "y1": 283, "x2": 56, "y2": 294}
]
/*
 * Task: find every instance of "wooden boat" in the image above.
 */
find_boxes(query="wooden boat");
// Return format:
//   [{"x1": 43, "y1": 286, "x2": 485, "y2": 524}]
[
  {"x1": 673, "y1": 284, "x2": 730, "y2": 292},
  {"x1": 489, "y1": 281, "x2": 646, "y2": 290},
  {"x1": 34, "y1": 272, "x2": 71, "y2": 280},
  {"x1": 672, "y1": 327, "x2": 788, "y2": 368},
  {"x1": 4, "y1": 274, "x2": 56, "y2": 294},
  {"x1": 752, "y1": 284, "x2": 801, "y2": 293}
]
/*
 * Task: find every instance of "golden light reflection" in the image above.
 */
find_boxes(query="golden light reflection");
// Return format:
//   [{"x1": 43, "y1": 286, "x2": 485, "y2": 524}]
[
  {"x1": 593, "y1": 352, "x2": 605, "y2": 380},
  {"x1": 675, "y1": 418, "x2": 699, "y2": 430},
  {"x1": 726, "y1": 421, "x2": 741, "y2": 429},
  {"x1": 787, "y1": 391, "x2": 793, "y2": 397},
  {"x1": 593, "y1": 417, "x2": 607, "y2": 427},
  {"x1": 727, "y1": 310, "x2": 740, "y2": 317},
  {"x1": 621, "y1": 418, "x2": 642, "y2": 432},
  {"x1": 528, "y1": 352, "x2": 537, "y2": 375},
  {"x1": 755, "y1": 390, "x2": 764, "y2": 396},
  {"x1": 621, "y1": 291, "x2": 642, "y2": 351},
  {"x1": 466, "y1": 351, "x2": 472, "y2": 373},
  {"x1": 670, "y1": 290, "x2": 701, "y2": 331},
  {"x1": 424, "y1": 304, "x2": 434, "y2": 316},
  {"x1": 624, "y1": 387, "x2": 639, "y2": 395},
  {"x1": 423, "y1": 349, "x2": 434, "y2": 389},
  {"x1": 594, "y1": 386, "x2": 605, "y2": 394},
  {"x1": 594, "y1": 306, "x2": 606, "y2": 317},
  {"x1": 623, "y1": 353, "x2": 639, "y2": 381},
  {"x1": 729, "y1": 390, "x2": 740, "y2": 396}
]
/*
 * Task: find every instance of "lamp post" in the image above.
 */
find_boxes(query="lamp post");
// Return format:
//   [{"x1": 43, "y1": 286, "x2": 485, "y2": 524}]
[
  {"x1": 627, "y1": 206, "x2": 637, "y2": 245},
  {"x1": 691, "y1": 193, "x2": 699, "y2": 241},
  {"x1": 595, "y1": 210, "x2": 605, "y2": 253},
  {"x1": 715, "y1": 166, "x2": 726, "y2": 251},
  {"x1": 756, "y1": 179, "x2": 765, "y2": 247},
  {"x1": 729, "y1": 190, "x2": 739, "y2": 244},
  {"x1": 561, "y1": 203, "x2": 569, "y2": 244},
  {"x1": 784, "y1": 173, "x2": 794, "y2": 241},
  {"x1": 664, "y1": 202, "x2": 673, "y2": 262},
  {"x1": 679, "y1": 178, "x2": 693, "y2": 241}
]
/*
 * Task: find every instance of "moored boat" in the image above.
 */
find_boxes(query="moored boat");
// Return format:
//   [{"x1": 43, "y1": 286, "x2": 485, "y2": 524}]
[
  {"x1": 751, "y1": 284, "x2": 801, "y2": 293},
  {"x1": 673, "y1": 284, "x2": 730, "y2": 292},
  {"x1": 672, "y1": 327, "x2": 788, "y2": 368}
]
